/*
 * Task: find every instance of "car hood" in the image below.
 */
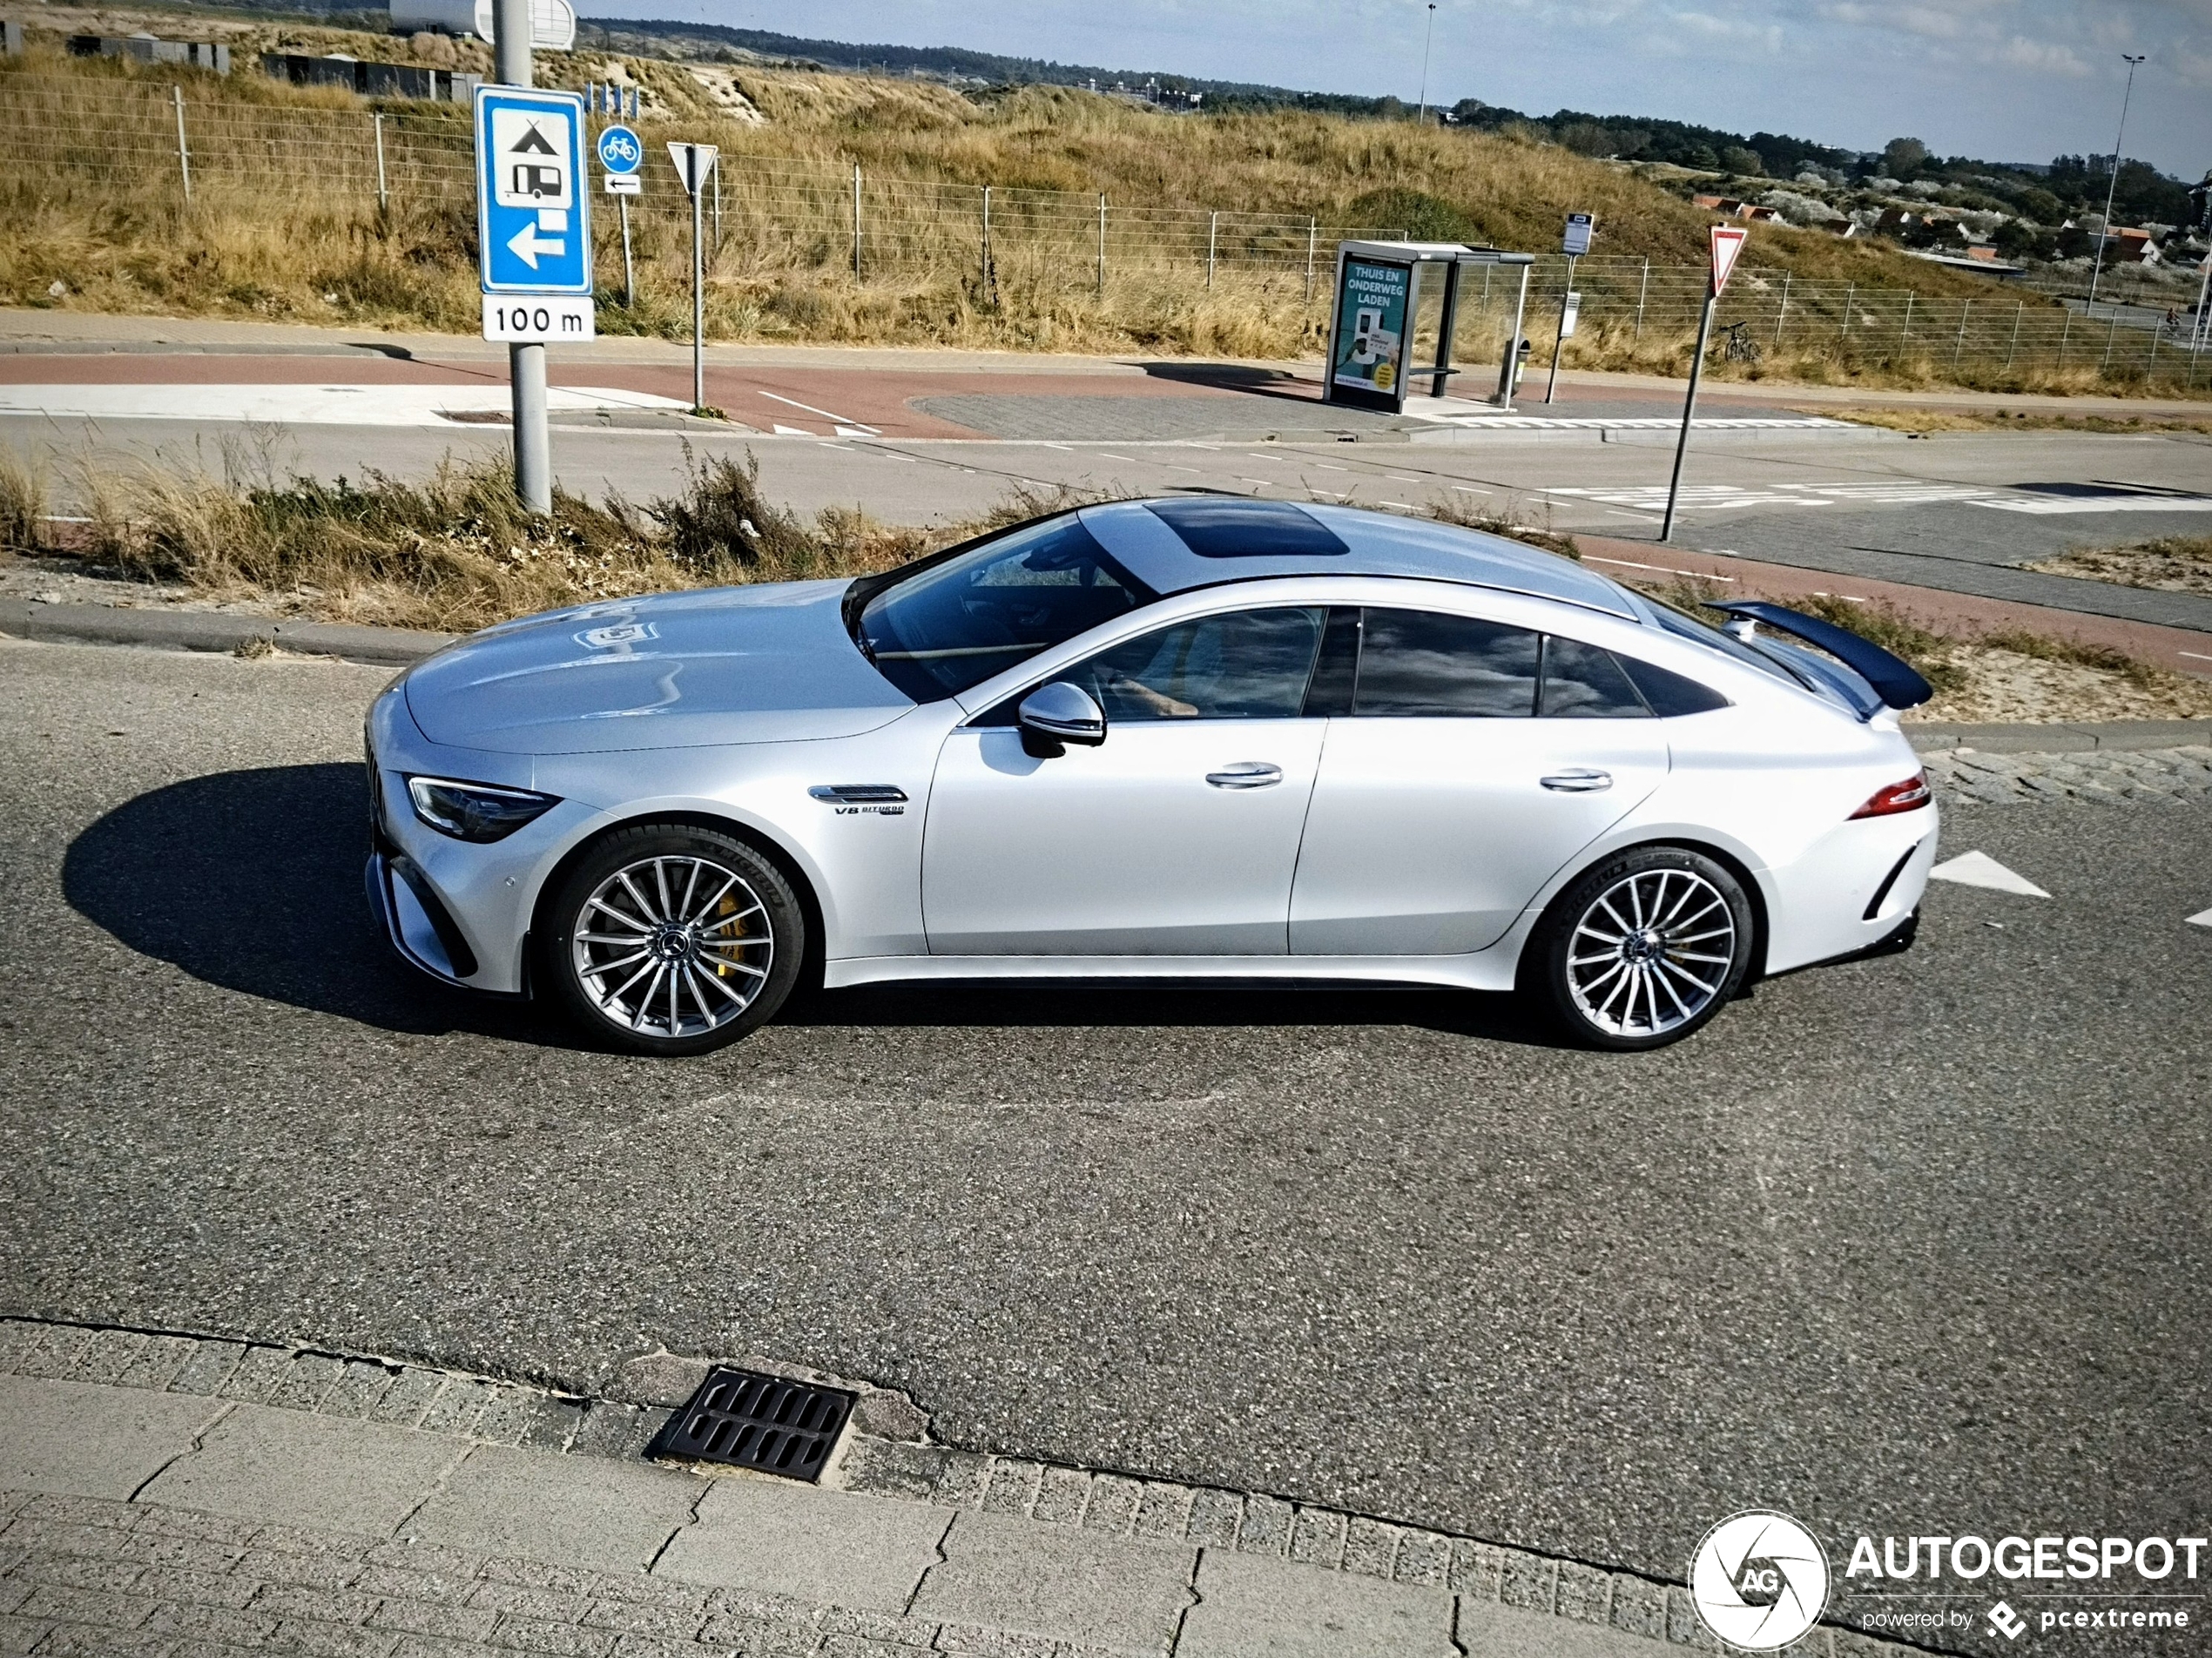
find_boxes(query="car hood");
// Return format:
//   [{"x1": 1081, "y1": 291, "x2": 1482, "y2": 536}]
[{"x1": 403, "y1": 580, "x2": 912, "y2": 755}]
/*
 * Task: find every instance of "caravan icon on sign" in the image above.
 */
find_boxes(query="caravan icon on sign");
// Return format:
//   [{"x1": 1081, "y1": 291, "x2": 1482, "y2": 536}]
[{"x1": 475, "y1": 87, "x2": 592, "y2": 296}]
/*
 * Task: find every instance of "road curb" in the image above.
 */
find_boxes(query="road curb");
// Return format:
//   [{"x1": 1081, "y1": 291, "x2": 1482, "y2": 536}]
[
  {"x1": 0, "y1": 598, "x2": 454, "y2": 666},
  {"x1": 0, "y1": 1315, "x2": 1918, "y2": 1656}
]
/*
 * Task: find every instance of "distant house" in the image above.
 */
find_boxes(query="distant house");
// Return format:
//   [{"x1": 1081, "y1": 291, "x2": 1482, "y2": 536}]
[
  {"x1": 71, "y1": 32, "x2": 230, "y2": 72},
  {"x1": 260, "y1": 51, "x2": 480, "y2": 101},
  {"x1": 2101, "y1": 226, "x2": 2159, "y2": 265},
  {"x1": 1739, "y1": 205, "x2": 1784, "y2": 224}
]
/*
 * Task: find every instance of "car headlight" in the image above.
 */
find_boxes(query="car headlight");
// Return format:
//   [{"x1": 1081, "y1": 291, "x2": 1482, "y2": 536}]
[{"x1": 406, "y1": 776, "x2": 561, "y2": 843}]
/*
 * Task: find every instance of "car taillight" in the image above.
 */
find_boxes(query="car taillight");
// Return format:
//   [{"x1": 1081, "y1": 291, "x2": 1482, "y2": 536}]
[{"x1": 1851, "y1": 775, "x2": 1932, "y2": 819}]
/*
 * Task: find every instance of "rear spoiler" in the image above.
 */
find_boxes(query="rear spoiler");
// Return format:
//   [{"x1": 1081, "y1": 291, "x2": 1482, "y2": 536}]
[{"x1": 1703, "y1": 601, "x2": 1933, "y2": 711}]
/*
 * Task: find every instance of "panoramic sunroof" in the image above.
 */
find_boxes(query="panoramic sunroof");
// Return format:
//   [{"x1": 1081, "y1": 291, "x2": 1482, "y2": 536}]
[{"x1": 1146, "y1": 497, "x2": 1350, "y2": 559}]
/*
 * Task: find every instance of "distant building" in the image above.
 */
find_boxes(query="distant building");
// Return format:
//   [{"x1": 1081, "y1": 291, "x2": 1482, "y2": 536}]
[
  {"x1": 70, "y1": 32, "x2": 231, "y2": 72},
  {"x1": 261, "y1": 51, "x2": 480, "y2": 101},
  {"x1": 2101, "y1": 226, "x2": 2159, "y2": 265}
]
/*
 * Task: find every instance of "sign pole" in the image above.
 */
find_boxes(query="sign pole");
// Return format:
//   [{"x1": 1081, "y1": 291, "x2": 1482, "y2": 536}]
[
  {"x1": 491, "y1": 0, "x2": 550, "y2": 515},
  {"x1": 1544, "y1": 253, "x2": 1576, "y2": 404},
  {"x1": 1661, "y1": 226, "x2": 1745, "y2": 543},
  {"x1": 691, "y1": 150, "x2": 707, "y2": 414},
  {"x1": 619, "y1": 195, "x2": 633, "y2": 309}
]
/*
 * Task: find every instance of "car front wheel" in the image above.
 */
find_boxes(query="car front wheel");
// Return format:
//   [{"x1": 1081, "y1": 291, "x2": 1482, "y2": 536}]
[
  {"x1": 1530, "y1": 846, "x2": 1753, "y2": 1051},
  {"x1": 540, "y1": 823, "x2": 804, "y2": 1055}
]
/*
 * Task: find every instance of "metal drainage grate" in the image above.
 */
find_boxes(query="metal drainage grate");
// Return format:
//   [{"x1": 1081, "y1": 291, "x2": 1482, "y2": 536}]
[{"x1": 658, "y1": 1366, "x2": 857, "y2": 1482}]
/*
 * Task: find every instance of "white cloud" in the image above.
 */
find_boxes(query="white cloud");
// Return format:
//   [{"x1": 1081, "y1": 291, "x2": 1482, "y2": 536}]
[{"x1": 1994, "y1": 33, "x2": 2094, "y2": 73}]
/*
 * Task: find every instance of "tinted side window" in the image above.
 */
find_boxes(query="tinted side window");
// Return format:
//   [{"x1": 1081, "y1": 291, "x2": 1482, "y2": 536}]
[
  {"x1": 1055, "y1": 607, "x2": 1327, "y2": 722},
  {"x1": 1539, "y1": 637, "x2": 1650, "y2": 718},
  {"x1": 1353, "y1": 610, "x2": 1540, "y2": 718},
  {"x1": 1616, "y1": 654, "x2": 1732, "y2": 718}
]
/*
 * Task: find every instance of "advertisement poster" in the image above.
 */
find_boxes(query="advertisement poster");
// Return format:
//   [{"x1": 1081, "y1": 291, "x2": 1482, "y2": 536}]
[{"x1": 1332, "y1": 259, "x2": 1411, "y2": 396}]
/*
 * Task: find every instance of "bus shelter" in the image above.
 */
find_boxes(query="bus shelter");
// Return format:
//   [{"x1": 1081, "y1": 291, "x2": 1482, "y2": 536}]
[{"x1": 1323, "y1": 241, "x2": 1536, "y2": 414}]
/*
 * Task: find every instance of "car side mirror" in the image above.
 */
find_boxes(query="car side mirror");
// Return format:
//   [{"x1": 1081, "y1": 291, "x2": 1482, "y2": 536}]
[{"x1": 1016, "y1": 682, "x2": 1106, "y2": 758}]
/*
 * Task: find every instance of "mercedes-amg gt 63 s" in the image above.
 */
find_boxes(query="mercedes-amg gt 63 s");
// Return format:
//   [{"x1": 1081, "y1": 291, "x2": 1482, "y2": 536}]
[{"x1": 366, "y1": 498, "x2": 1935, "y2": 1054}]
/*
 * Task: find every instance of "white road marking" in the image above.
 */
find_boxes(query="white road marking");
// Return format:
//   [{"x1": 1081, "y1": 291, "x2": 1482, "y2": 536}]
[
  {"x1": 2188, "y1": 907, "x2": 2212, "y2": 928},
  {"x1": 772, "y1": 424, "x2": 815, "y2": 436},
  {"x1": 1546, "y1": 481, "x2": 2009, "y2": 512},
  {"x1": 1928, "y1": 851, "x2": 2050, "y2": 898},
  {"x1": 759, "y1": 388, "x2": 876, "y2": 431},
  {"x1": 833, "y1": 425, "x2": 874, "y2": 439},
  {"x1": 1379, "y1": 500, "x2": 1414, "y2": 509},
  {"x1": 1975, "y1": 493, "x2": 2212, "y2": 516},
  {"x1": 1581, "y1": 555, "x2": 1737, "y2": 581},
  {"x1": 1100, "y1": 454, "x2": 1140, "y2": 463},
  {"x1": 1239, "y1": 478, "x2": 1274, "y2": 488},
  {"x1": 1452, "y1": 484, "x2": 1492, "y2": 494},
  {"x1": 1386, "y1": 473, "x2": 1423, "y2": 482},
  {"x1": 0, "y1": 383, "x2": 694, "y2": 427},
  {"x1": 2181, "y1": 650, "x2": 2212, "y2": 664},
  {"x1": 1314, "y1": 462, "x2": 1350, "y2": 471}
]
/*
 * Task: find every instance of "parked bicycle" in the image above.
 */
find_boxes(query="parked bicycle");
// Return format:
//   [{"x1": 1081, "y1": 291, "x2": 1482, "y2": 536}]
[{"x1": 1720, "y1": 321, "x2": 1764, "y2": 365}]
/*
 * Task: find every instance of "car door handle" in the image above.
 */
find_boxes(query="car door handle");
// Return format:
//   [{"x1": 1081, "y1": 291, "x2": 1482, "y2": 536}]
[
  {"x1": 1206, "y1": 762, "x2": 1283, "y2": 790},
  {"x1": 1541, "y1": 768, "x2": 1613, "y2": 792}
]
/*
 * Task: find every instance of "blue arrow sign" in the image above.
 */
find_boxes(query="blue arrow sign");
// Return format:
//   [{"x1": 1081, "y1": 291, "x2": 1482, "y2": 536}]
[
  {"x1": 475, "y1": 86, "x2": 592, "y2": 296},
  {"x1": 597, "y1": 124, "x2": 642, "y2": 176}
]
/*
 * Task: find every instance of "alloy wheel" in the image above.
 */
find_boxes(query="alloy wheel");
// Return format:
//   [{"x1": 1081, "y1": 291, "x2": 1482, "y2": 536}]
[
  {"x1": 570, "y1": 854, "x2": 773, "y2": 1039},
  {"x1": 1565, "y1": 867, "x2": 1738, "y2": 1040}
]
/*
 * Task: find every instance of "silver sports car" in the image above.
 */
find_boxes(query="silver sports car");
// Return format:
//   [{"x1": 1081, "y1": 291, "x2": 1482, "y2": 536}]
[{"x1": 366, "y1": 498, "x2": 1937, "y2": 1054}]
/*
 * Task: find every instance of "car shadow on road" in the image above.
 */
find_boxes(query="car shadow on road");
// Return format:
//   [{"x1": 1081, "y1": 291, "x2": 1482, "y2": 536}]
[{"x1": 62, "y1": 763, "x2": 560, "y2": 1045}]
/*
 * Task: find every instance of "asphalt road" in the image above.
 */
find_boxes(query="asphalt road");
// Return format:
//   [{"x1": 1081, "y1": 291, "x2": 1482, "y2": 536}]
[
  {"x1": 3, "y1": 636, "x2": 2208, "y2": 1647},
  {"x1": 4, "y1": 408, "x2": 2208, "y2": 632}
]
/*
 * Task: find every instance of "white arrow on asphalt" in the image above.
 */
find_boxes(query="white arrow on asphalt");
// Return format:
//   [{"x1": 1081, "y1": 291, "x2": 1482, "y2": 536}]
[
  {"x1": 2188, "y1": 907, "x2": 2212, "y2": 928},
  {"x1": 507, "y1": 221, "x2": 566, "y2": 269},
  {"x1": 1928, "y1": 851, "x2": 2050, "y2": 898}
]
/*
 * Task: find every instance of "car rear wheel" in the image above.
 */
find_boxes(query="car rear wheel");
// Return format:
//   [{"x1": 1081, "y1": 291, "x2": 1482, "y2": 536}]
[
  {"x1": 1529, "y1": 846, "x2": 1753, "y2": 1051},
  {"x1": 540, "y1": 824, "x2": 803, "y2": 1056}
]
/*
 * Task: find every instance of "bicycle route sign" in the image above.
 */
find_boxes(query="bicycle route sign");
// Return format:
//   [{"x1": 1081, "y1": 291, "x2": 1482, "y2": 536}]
[
  {"x1": 597, "y1": 123, "x2": 643, "y2": 196},
  {"x1": 475, "y1": 85, "x2": 593, "y2": 296}
]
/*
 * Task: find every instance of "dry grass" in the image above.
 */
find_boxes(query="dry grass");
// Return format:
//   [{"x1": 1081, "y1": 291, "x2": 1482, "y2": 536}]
[
  {"x1": 2024, "y1": 535, "x2": 2212, "y2": 596},
  {"x1": 10, "y1": 32, "x2": 2157, "y2": 392},
  {"x1": 43, "y1": 441, "x2": 941, "y2": 631}
]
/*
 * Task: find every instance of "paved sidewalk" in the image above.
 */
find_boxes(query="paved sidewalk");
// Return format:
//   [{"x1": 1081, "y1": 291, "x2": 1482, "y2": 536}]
[
  {"x1": 4, "y1": 309, "x2": 2206, "y2": 418},
  {"x1": 0, "y1": 1319, "x2": 1905, "y2": 1658}
]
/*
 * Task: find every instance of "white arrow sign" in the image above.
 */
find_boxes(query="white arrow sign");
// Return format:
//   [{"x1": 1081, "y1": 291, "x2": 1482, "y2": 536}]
[{"x1": 507, "y1": 220, "x2": 567, "y2": 269}]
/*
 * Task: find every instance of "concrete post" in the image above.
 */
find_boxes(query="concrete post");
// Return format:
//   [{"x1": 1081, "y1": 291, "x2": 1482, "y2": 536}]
[
  {"x1": 374, "y1": 111, "x2": 388, "y2": 211},
  {"x1": 172, "y1": 86, "x2": 191, "y2": 199}
]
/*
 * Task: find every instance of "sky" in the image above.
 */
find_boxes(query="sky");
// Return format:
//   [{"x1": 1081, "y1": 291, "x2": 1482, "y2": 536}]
[{"x1": 587, "y1": 0, "x2": 2212, "y2": 177}]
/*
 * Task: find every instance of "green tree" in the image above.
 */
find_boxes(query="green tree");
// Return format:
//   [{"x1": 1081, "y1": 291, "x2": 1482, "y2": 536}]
[
  {"x1": 1718, "y1": 145, "x2": 1764, "y2": 177},
  {"x1": 1883, "y1": 137, "x2": 1929, "y2": 178}
]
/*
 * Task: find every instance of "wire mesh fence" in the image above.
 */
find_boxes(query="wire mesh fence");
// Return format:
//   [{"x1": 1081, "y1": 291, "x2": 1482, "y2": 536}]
[{"x1": 4, "y1": 73, "x2": 2209, "y2": 386}]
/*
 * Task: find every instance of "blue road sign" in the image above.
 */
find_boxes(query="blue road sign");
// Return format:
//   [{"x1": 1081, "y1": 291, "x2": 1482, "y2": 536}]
[
  {"x1": 597, "y1": 124, "x2": 642, "y2": 177},
  {"x1": 475, "y1": 86, "x2": 592, "y2": 296}
]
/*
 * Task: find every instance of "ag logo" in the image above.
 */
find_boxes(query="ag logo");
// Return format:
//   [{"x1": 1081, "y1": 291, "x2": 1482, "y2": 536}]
[{"x1": 1689, "y1": 1511, "x2": 1830, "y2": 1649}]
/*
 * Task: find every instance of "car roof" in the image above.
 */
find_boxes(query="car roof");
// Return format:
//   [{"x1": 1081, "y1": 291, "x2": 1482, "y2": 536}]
[{"x1": 1076, "y1": 498, "x2": 1639, "y2": 620}]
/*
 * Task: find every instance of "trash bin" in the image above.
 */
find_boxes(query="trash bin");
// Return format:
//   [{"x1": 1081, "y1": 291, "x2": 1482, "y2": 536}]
[{"x1": 1513, "y1": 339, "x2": 1533, "y2": 391}]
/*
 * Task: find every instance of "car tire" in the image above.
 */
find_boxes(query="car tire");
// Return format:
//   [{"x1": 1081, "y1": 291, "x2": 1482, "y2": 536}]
[
  {"x1": 1527, "y1": 846, "x2": 1754, "y2": 1052},
  {"x1": 539, "y1": 822, "x2": 805, "y2": 1056}
]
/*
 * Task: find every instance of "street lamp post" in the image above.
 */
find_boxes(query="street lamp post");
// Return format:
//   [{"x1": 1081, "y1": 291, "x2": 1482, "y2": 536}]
[
  {"x1": 2086, "y1": 53, "x2": 2147, "y2": 320},
  {"x1": 1416, "y1": 3, "x2": 1437, "y2": 124}
]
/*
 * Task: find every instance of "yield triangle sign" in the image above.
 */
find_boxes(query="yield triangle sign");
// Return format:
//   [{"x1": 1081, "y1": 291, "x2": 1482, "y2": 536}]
[
  {"x1": 665, "y1": 141, "x2": 718, "y2": 198},
  {"x1": 1710, "y1": 225, "x2": 1749, "y2": 296}
]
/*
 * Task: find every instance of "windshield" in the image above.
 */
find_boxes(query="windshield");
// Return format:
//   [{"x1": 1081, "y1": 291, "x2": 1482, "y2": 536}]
[{"x1": 853, "y1": 513, "x2": 1156, "y2": 702}]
